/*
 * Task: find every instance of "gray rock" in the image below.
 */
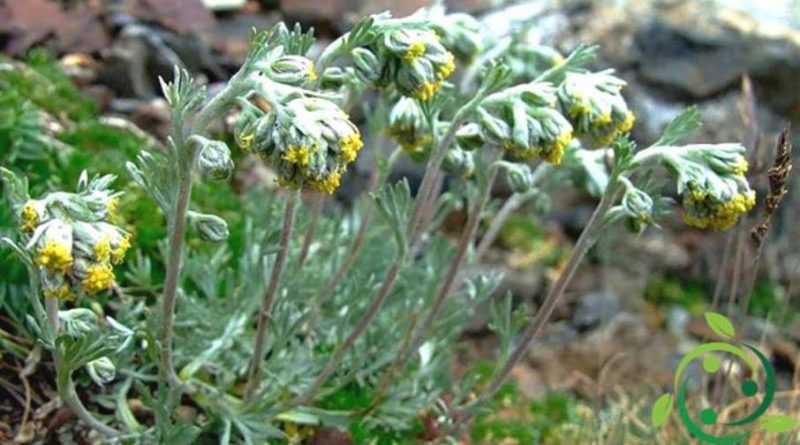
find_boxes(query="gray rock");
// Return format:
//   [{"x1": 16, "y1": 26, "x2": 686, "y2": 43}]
[{"x1": 571, "y1": 290, "x2": 619, "y2": 331}]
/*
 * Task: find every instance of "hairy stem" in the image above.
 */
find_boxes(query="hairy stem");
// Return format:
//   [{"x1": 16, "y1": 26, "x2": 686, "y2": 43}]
[
  {"x1": 46, "y1": 298, "x2": 121, "y2": 437},
  {"x1": 406, "y1": 95, "x2": 487, "y2": 247},
  {"x1": 296, "y1": 193, "x2": 323, "y2": 270},
  {"x1": 471, "y1": 177, "x2": 621, "y2": 403},
  {"x1": 158, "y1": 79, "x2": 246, "y2": 388},
  {"x1": 244, "y1": 190, "x2": 300, "y2": 403},
  {"x1": 159, "y1": 166, "x2": 193, "y2": 386}
]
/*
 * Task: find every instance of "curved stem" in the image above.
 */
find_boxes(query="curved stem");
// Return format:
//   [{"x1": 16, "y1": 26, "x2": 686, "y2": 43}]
[
  {"x1": 46, "y1": 298, "x2": 122, "y2": 437},
  {"x1": 469, "y1": 178, "x2": 622, "y2": 405},
  {"x1": 244, "y1": 190, "x2": 300, "y2": 403},
  {"x1": 158, "y1": 79, "x2": 248, "y2": 388}
]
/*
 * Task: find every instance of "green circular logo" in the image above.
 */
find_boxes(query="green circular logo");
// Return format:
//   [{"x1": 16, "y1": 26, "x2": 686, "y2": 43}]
[{"x1": 650, "y1": 312, "x2": 796, "y2": 444}]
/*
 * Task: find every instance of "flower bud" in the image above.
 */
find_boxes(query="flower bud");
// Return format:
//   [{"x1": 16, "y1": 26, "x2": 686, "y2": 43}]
[
  {"x1": 268, "y1": 55, "x2": 316, "y2": 85},
  {"x1": 72, "y1": 221, "x2": 130, "y2": 265},
  {"x1": 320, "y1": 67, "x2": 349, "y2": 89},
  {"x1": 189, "y1": 212, "x2": 230, "y2": 243},
  {"x1": 504, "y1": 162, "x2": 535, "y2": 193},
  {"x1": 352, "y1": 48, "x2": 382, "y2": 83},
  {"x1": 478, "y1": 94, "x2": 573, "y2": 164},
  {"x1": 86, "y1": 357, "x2": 116, "y2": 386},
  {"x1": 388, "y1": 97, "x2": 430, "y2": 153},
  {"x1": 455, "y1": 123, "x2": 484, "y2": 151},
  {"x1": 234, "y1": 104, "x2": 260, "y2": 153},
  {"x1": 195, "y1": 137, "x2": 234, "y2": 181},
  {"x1": 432, "y1": 13, "x2": 483, "y2": 62},
  {"x1": 59, "y1": 308, "x2": 98, "y2": 336},
  {"x1": 442, "y1": 147, "x2": 475, "y2": 179},
  {"x1": 620, "y1": 185, "x2": 654, "y2": 233},
  {"x1": 41, "y1": 270, "x2": 73, "y2": 300},
  {"x1": 375, "y1": 28, "x2": 456, "y2": 100}
]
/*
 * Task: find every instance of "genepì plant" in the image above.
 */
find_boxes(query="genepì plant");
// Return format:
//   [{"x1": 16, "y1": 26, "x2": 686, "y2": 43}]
[{"x1": 1, "y1": 4, "x2": 757, "y2": 443}]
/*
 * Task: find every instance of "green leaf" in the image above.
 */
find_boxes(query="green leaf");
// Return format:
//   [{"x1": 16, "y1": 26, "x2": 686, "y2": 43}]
[
  {"x1": 759, "y1": 414, "x2": 797, "y2": 433},
  {"x1": 651, "y1": 106, "x2": 702, "y2": 148},
  {"x1": 158, "y1": 66, "x2": 205, "y2": 116},
  {"x1": 650, "y1": 393, "x2": 673, "y2": 427},
  {"x1": 534, "y1": 44, "x2": 597, "y2": 84},
  {"x1": 372, "y1": 179, "x2": 412, "y2": 253},
  {"x1": 704, "y1": 311, "x2": 735, "y2": 339},
  {"x1": 0, "y1": 167, "x2": 30, "y2": 208}
]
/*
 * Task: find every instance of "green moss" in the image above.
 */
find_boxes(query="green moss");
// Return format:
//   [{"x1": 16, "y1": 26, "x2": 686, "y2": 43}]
[
  {"x1": 644, "y1": 277, "x2": 707, "y2": 314},
  {"x1": 748, "y1": 281, "x2": 795, "y2": 325}
]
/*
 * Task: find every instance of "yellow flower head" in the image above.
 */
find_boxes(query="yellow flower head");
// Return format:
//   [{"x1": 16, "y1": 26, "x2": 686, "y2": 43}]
[
  {"x1": 339, "y1": 133, "x2": 363, "y2": 163},
  {"x1": 283, "y1": 145, "x2": 312, "y2": 167},
  {"x1": 683, "y1": 189, "x2": 756, "y2": 231},
  {"x1": 404, "y1": 41, "x2": 426, "y2": 63},
  {"x1": 43, "y1": 283, "x2": 74, "y2": 301},
  {"x1": 107, "y1": 196, "x2": 120, "y2": 223},
  {"x1": 20, "y1": 201, "x2": 41, "y2": 232},
  {"x1": 110, "y1": 234, "x2": 131, "y2": 265},
  {"x1": 82, "y1": 263, "x2": 114, "y2": 294},
  {"x1": 94, "y1": 235, "x2": 112, "y2": 263},
  {"x1": 413, "y1": 81, "x2": 442, "y2": 101},
  {"x1": 38, "y1": 241, "x2": 73, "y2": 273},
  {"x1": 310, "y1": 170, "x2": 342, "y2": 195}
]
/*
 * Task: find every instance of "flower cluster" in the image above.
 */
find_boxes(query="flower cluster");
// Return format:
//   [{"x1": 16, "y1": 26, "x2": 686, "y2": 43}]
[
  {"x1": 235, "y1": 97, "x2": 363, "y2": 194},
  {"x1": 358, "y1": 27, "x2": 456, "y2": 101},
  {"x1": 663, "y1": 144, "x2": 756, "y2": 230},
  {"x1": 557, "y1": 71, "x2": 635, "y2": 147},
  {"x1": 477, "y1": 82, "x2": 573, "y2": 164},
  {"x1": 19, "y1": 175, "x2": 130, "y2": 300}
]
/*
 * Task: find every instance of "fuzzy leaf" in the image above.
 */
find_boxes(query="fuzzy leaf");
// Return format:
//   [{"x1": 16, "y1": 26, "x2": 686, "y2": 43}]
[
  {"x1": 535, "y1": 44, "x2": 597, "y2": 84},
  {"x1": 652, "y1": 106, "x2": 702, "y2": 148},
  {"x1": 704, "y1": 311, "x2": 735, "y2": 339},
  {"x1": 0, "y1": 167, "x2": 30, "y2": 208},
  {"x1": 650, "y1": 393, "x2": 673, "y2": 427},
  {"x1": 372, "y1": 179, "x2": 411, "y2": 252}
]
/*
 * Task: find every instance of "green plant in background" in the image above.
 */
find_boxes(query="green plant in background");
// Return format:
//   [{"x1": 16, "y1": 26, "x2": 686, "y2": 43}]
[
  {"x1": 645, "y1": 277, "x2": 709, "y2": 314},
  {"x1": 0, "y1": 4, "x2": 768, "y2": 443}
]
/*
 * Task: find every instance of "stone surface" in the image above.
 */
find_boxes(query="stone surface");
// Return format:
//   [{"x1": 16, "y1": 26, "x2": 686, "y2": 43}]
[
  {"x1": 527, "y1": 312, "x2": 676, "y2": 394},
  {"x1": 571, "y1": 291, "x2": 619, "y2": 331}
]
